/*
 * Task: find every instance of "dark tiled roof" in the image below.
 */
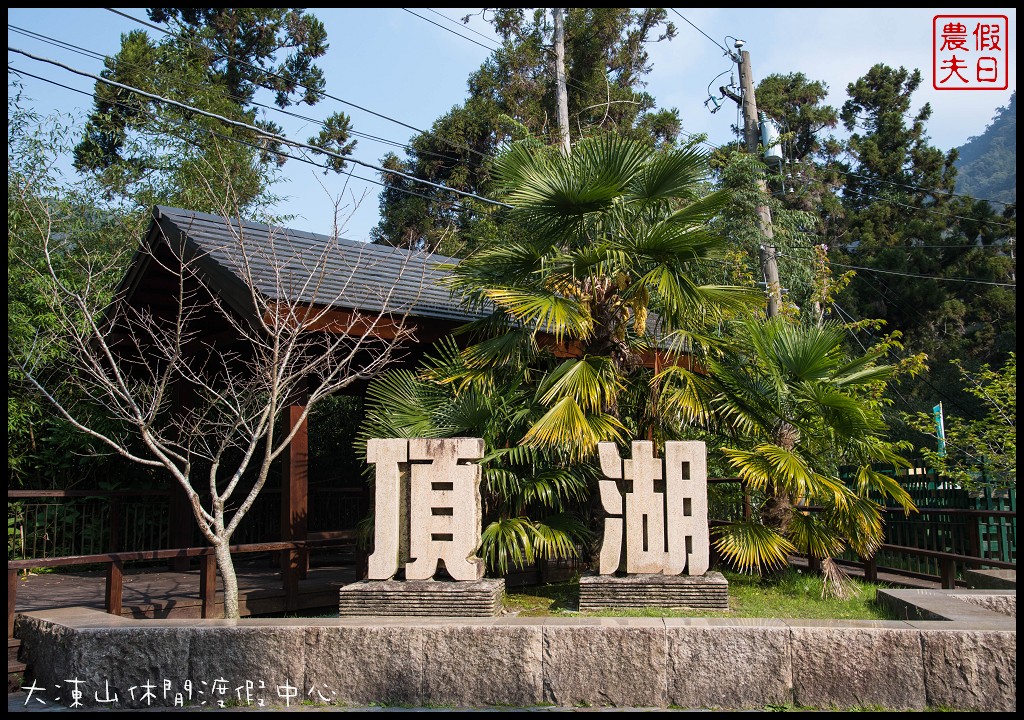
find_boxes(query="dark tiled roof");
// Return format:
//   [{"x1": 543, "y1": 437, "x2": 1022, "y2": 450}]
[{"x1": 152, "y1": 206, "x2": 485, "y2": 324}]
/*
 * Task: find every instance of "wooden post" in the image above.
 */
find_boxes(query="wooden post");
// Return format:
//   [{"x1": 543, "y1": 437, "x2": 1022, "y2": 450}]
[
  {"x1": 281, "y1": 403, "x2": 309, "y2": 592},
  {"x1": 940, "y1": 558, "x2": 958, "y2": 589},
  {"x1": 863, "y1": 555, "x2": 878, "y2": 584},
  {"x1": 199, "y1": 554, "x2": 217, "y2": 618},
  {"x1": 966, "y1": 513, "x2": 982, "y2": 569},
  {"x1": 170, "y1": 381, "x2": 195, "y2": 571},
  {"x1": 8, "y1": 569, "x2": 17, "y2": 638},
  {"x1": 105, "y1": 560, "x2": 124, "y2": 617}
]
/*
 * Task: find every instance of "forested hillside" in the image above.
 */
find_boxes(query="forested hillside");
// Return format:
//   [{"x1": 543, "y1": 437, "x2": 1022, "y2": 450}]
[{"x1": 954, "y1": 93, "x2": 1016, "y2": 205}]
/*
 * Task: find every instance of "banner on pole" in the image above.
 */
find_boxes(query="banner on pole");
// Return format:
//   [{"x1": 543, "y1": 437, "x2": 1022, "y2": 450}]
[{"x1": 933, "y1": 403, "x2": 946, "y2": 457}]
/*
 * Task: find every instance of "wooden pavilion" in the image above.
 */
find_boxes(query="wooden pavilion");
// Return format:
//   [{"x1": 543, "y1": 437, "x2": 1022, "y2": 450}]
[{"x1": 114, "y1": 205, "x2": 679, "y2": 586}]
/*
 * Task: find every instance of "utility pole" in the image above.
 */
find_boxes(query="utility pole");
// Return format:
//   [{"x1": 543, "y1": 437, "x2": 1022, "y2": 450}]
[
  {"x1": 552, "y1": 8, "x2": 571, "y2": 155},
  {"x1": 731, "y1": 42, "x2": 781, "y2": 317}
]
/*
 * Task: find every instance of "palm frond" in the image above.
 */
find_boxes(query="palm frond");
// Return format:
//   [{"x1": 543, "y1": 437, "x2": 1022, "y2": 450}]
[
  {"x1": 719, "y1": 447, "x2": 774, "y2": 493},
  {"x1": 482, "y1": 444, "x2": 543, "y2": 468},
  {"x1": 481, "y1": 287, "x2": 592, "y2": 341},
  {"x1": 628, "y1": 224, "x2": 727, "y2": 267},
  {"x1": 521, "y1": 396, "x2": 626, "y2": 456},
  {"x1": 751, "y1": 443, "x2": 817, "y2": 497},
  {"x1": 497, "y1": 135, "x2": 648, "y2": 223},
  {"x1": 446, "y1": 242, "x2": 547, "y2": 295},
  {"x1": 820, "y1": 557, "x2": 860, "y2": 600},
  {"x1": 832, "y1": 364, "x2": 896, "y2": 388},
  {"x1": 359, "y1": 369, "x2": 448, "y2": 441},
  {"x1": 791, "y1": 382, "x2": 875, "y2": 436},
  {"x1": 537, "y1": 356, "x2": 620, "y2": 414},
  {"x1": 483, "y1": 466, "x2": 524, "y2": 503},
  {"x1": 825, "y1": 495, "x2": 885, "y2": 558},
  {"x1": 479, "y1": 516, "x2": 536, "y2": 576},
  {"x1": 627, "y1": 144, "x2": 711, "y2": 202},
  {"x1": 711, "y1": 521, "x2": 795, "y2": 573},
  {"x1": 786, "y1": 509, "x2": 846, "y2": 559},
  {"x1": 519, "y1": 468, "x2": 589, "y2": 509},
  {"x1": 747, "y1": 319, "x2": 845, "y2": 382},
  {"x1": 853, "y1": 466, "x2": 918, "y2": 514},
  {"x1": 529, "y1": 512, "x2": 591, "y2": 561},
  {"x1": 657, "y1": 363, "x2": 716, "y2": 428},
  {"x1": 460, "y1": 328, "x2": 539, "y2": 371}
]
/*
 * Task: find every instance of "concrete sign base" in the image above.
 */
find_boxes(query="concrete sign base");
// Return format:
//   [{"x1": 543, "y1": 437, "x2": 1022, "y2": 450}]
[
  {"x1": 578, "y1": 571, "x2": 729, "y2": 611},
  {"x1": 339, "y1": 578, "x2": 505, "y2": 617}
]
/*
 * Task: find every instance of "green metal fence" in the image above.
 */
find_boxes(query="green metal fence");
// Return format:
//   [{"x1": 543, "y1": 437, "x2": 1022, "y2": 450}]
[{"x1": 842, "y1": 468, "x2": 1015, "y2": 580}]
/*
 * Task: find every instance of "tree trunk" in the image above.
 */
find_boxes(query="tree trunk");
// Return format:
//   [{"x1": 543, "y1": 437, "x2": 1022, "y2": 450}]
[
  {"x1": 214, "y1": 541, "x2": 240, "y2": 619},
  {"x1": 762, "y1": 420, "x2": 799, "y2": 560},
  {"x1": 761, "y1": 488, "x2": 793, "y2": 536},
  {"x1": 552, "y1": 8, "x2": 571, "y2": 155}
]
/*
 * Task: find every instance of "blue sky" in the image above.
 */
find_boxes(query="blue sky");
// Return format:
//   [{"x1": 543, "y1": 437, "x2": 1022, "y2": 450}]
[{"x1": 8, "y1": 8, "x2": 1017, "y2": 242}]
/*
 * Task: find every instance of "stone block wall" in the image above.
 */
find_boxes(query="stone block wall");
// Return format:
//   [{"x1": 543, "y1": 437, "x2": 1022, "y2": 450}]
[{"x1": 14, "y1": 595, "x2": 1015, "y2": 712}]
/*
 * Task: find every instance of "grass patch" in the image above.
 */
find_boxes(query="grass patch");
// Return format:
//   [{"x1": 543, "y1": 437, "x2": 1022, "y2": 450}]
[{"x1": 504, "y1": 567, "x2": 901, "y2": 620}]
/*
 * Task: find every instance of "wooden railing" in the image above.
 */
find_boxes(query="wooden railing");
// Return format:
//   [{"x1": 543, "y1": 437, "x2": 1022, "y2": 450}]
[
  {"x1": 858, "y1": 543, "x2": 1016, "y2": 589},
  {"x1": 707, "y1": 476, "x2": 1016, "y2": 589},
  {"x1": 8, "y1": 487, "x2": 368, "y2": 560},
  {"x1": 7, "y1": 533, "x2": 357, "y2": 637}
]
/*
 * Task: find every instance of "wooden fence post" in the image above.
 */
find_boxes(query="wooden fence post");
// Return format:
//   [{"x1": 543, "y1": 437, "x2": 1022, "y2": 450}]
[
  {"x1": 863, "y1": 555, "x2": 878, "y2": 584},
  {"x1": 105, "y1": 560, "x2": 123, "y2": 617},
  {"x1": 940, "y1": 558, "x2": 958, "y2": 589},
  {"x1": 8, "y1": 569, "x2": 17, "y2": 638},
  {"x1": 200, "y1": 554, "x2": 217, "y2": 618}
]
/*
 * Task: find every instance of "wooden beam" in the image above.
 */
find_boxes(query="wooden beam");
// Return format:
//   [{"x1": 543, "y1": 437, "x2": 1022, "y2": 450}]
[
  {"x1": 199, "y1": 554, "x2": 217, "y2": 618},
  {"x1": 105, "y1": 560, "x2": 123, "y2": 617},
  {"x1": 280, "y1": 404, "x2": 309, "y2": 581},
  {"x1": 535, "y1": 335, "x2": 699, "y2": 371},
  {"x1": 170, "y1": 382, "x2": 195, "y2": 572},
  {"x1": 265, "y1": 302, "x2": 411, "y2": 340}
]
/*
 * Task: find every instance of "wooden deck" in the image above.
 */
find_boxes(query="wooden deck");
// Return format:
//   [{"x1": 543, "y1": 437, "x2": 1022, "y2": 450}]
[
  {"x1": 9, "y1": 556, "x2": 360, "y2": 691},
  {"x1": 11, "y1": 557, "x2": 358, "y2": 622}
]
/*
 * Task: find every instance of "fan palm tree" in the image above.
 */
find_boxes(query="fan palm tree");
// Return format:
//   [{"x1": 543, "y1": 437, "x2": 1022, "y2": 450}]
[
  {"x1": 359, "y1": 134, "x2": 760, "y2": 575},
  {"x1": 660, "y1": 316, "x2": 917, "y2": 596},
  {"x1": 444, "y1": 133, "x2": 760, "y2": 456}
]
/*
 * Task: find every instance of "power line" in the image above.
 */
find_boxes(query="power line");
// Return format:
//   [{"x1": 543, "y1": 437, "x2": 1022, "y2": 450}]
[
  {"x1": 402, "y1": 7, "x2": 725, "y2": 159},
  {"x1": 843, "y1": 168, "x2": 1015, "y2": 208},
  {"x1": 8, "y1": 63, "x2": 470, "y2": 217},
  {"x1": 102, "y1": 8, "x2": 493, "y2": 162},
  {"x1": 9, "y1": 22, "x2": 465, "y2": 169},
  {"x1": 402, "y1": 6, "x2": 599, "y2": 110},
  {"x1": 780, "y1": 157, "x2": 1015, "y2": 218},
  {"x1": 402, "y1": 8, "x2": 498, "y2": 52},
  {"x1": 843, "y1": 271, "x2": 986, "y2": 421},
  {"x1": 774, "y1": 154, "x2": 1014, "y2": 211},
  {"x1": 8, "y1": 46, "x2": 513, "y2": 209},
  {"x1": 794, "y1": 243, "x2": 1015, "y2": 252},
  {"x1": 830, "y1": 301, "x2": 991, "y2": 453},
  {"x1": 8, "y1": 23, "x2": 107, "y2": 62},
  {"x1": 402, "y1": 6, "x2": 692, "y2": 152},
  {"x1": 844, "y1": 188, "x2": 1015, "y2": 229},
  {"x1": 424, "y1": 8, "x2": 501, "y2": 45},
  {"x1": 669, "y1": 9, "x2": 729, "y2": 55},
  {"x1": 828, "y1": 261, "x2": 1014, "y2": 288}
]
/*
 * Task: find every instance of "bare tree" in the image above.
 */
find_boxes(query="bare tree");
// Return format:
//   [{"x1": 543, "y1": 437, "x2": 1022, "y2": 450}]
[{"x1": 9, "y1": 184, "x2": 431, "y2": 618}]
